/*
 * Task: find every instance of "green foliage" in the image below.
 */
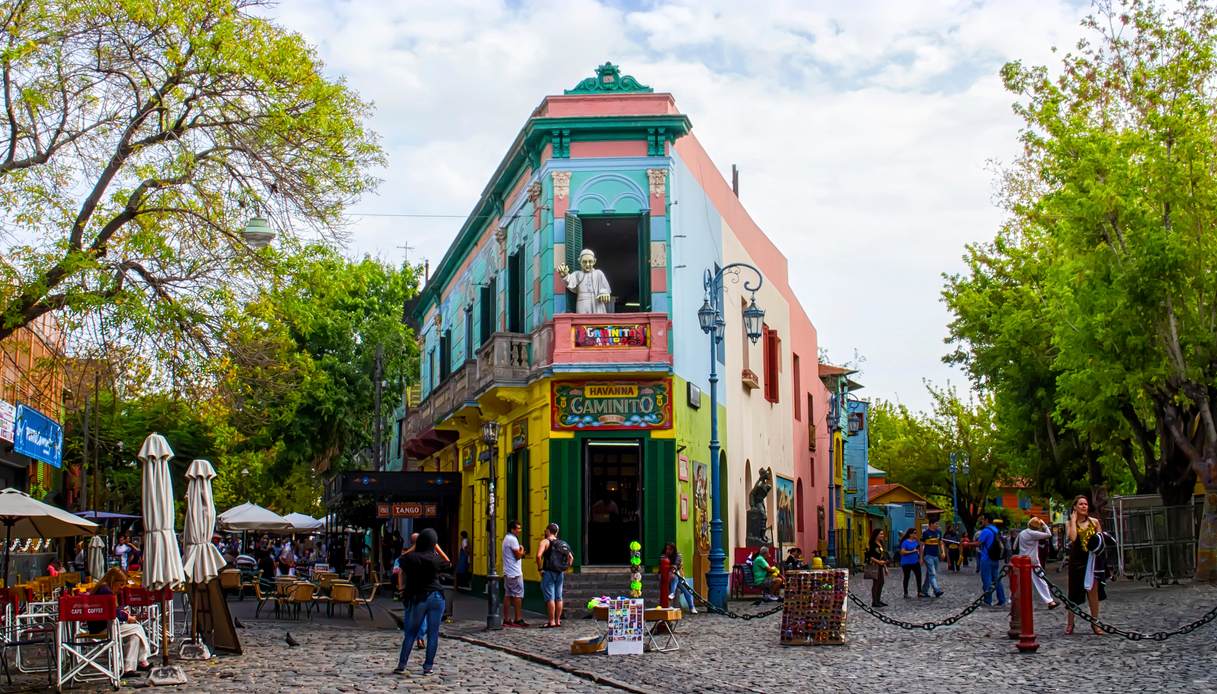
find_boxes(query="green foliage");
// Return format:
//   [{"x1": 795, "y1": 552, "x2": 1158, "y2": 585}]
[
  {"x1": 869, "y1": 383, "x2": 1008, "y2": 533},
  {"x1": 944, "y1": 0, "x2": 1217, "y2": 507},
  {"x1": 61, "y1": 247, "x2": 419, "y2": 517},
  {"x1": 0, "y1": 0, "x2": 382, "y2": 375}
]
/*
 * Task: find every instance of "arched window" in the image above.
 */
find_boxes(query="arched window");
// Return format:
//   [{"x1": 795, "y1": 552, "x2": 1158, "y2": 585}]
[{"x1": 796, "y1": 478, "x2": 805, "y2": 533}]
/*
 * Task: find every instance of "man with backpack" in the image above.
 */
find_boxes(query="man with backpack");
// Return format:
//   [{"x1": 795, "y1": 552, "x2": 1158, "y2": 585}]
[
  {"x1": 536, "y1": 523, "x2": 573, "y2": 628},
  {"x1": 976, "y1": 513, "x2": 1007, "y2": 607}
]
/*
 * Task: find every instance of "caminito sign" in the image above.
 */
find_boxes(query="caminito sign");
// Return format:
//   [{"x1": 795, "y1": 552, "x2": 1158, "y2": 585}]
[
  {"x1": 376, "y1": 502, "x2": 438, "y2": 519},
  {"x1": 552, "y1": 379, "x2": 673, "y2": 431},
  {"x1": 574, "y1": 323, "x2": 648, "y2": 348}
]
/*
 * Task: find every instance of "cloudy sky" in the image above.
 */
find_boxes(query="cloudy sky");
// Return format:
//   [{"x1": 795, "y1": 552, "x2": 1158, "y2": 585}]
[{"x1": 264, "y1": 0, "x2": 1091, "y2": 412}]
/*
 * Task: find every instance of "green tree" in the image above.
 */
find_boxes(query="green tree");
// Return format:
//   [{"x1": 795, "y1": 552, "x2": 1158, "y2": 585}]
[
  {"x1": 210, "y1": 246, "x2": 419, "y2": 512},
  {"x1": 945, "y1": 0, "x2": 1217, "y2": 580},
  {"x1": 869, "y1": 383, "x2": 1008, "y2": 533},
  {"x1": 0, "y1": 0, "x2": 381, "y2": 370}
]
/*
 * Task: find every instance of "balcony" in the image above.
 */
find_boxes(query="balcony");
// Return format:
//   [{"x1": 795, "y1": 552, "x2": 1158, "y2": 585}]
[{"x1": 546, "y1": 312, "x2": 671, "y2": 367}]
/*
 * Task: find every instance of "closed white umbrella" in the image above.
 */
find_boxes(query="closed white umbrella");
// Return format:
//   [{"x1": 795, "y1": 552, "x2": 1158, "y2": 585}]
[
  {"x1": 139, "y1": 433, "x2": 185, "y2": 590},
  {"x1": 182, "y1": 460, "x2": 224, "y2": 584},
  {"x1": 283, "y1": 512, "x2": 323, "y2": 532},
  {"x1": 0, "y1": 488, "x2": 98, "y2": 584},
  {"x1": 88, "y1": 535, "x2": 107, "y2": 580},
  {"x1": 216, "y1": 502, "x2": 293, "y2": 532}
]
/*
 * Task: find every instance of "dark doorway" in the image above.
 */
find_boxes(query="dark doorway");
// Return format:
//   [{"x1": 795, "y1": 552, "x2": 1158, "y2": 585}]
[
  {"x1": 507, "y1": 251, "x2": 524, "y2": 333},
  {"x1": 506, "y1": 449, "x2": 530, "y2": 551},
  {"x1": 579, "y1": 215, "x2": 650, "y2": 312},
  {"x1": 584, "y1": 439, "x2": 642, "y2": 565}
]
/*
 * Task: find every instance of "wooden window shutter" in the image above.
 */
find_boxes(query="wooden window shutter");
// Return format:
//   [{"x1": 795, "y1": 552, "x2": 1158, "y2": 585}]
[{"x1": 565, "y1": 212, "x2": 582, "y2": 270}]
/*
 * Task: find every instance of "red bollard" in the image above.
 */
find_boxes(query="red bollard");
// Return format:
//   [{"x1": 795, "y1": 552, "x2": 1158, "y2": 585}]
[
  {"x1": 1008, "y1": 562, "x2": 1021, "y2": 639},
  {"x1": 1012, "y1": 555, "x2": 1039, "y2": 653}
]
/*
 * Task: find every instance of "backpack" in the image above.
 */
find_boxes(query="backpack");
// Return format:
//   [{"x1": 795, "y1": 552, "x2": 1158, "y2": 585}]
[
  {"x1": 985, "y1": 527, "x2": 1006, "y2": 561},
  {"x1": 544, "y1": 539, "x2": 572, "y2": 573}
]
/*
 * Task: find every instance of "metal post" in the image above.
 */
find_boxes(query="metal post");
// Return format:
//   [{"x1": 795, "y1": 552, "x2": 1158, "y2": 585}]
[
  {"x1": 707, "y1": 317, "x2": 727, "y2": 609},
  {"x1": 701, "y1": 263, "x2": 764, "y2": 611},
  {"x1": 486, "y1": 438, "x2": 502, "y2": 630},
  {"x1": 1013, "y1": 555, "x2": 1039, "y2": 652},
  {"x1": 950, "y1": 453, "x2": 960, "y2": 528},
  {"x1": 827, "y1": 434, "x2": 835, "y2": 567}
]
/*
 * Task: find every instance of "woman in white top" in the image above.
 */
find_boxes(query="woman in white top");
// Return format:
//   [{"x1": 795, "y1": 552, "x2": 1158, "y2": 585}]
[{"x1": 1018, "y1": 517, "x2": 1058, "y2": 609}]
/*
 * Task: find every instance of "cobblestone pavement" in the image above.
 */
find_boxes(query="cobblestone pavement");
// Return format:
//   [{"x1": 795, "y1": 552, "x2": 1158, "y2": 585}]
[
  {"x1": 449, "y1": 566, "x2": 1217, "y2": 694},
  {"x1": 4, "y1": 568, "x2": 1215, "y2": 693},
  {"x1": 0, "y1": 619, "x2": 616, "y2": 693}
]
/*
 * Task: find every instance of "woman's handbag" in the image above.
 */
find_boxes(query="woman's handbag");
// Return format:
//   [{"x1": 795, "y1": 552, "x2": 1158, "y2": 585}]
[{"x1": 863, "y1": 562, "x2": 878, "y2": 581}]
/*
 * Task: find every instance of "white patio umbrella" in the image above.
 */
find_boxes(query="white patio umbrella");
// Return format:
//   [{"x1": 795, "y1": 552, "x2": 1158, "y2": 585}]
[
  {"x1": 216, "y1": 502, "x2": 293, "y2": 532},
  {"x1": 139, "y1": 433, "x2": 185, "y2": 590},
  {"x1": 87, "y1": 535, "x2": 107, "y2": 580},
  {"x1": 181, "y1": 460, "x2": 224, "y2": 584},
  {"x1": 283, "y1": 512, "x2": 323, "y2": 532},
  {"x1": 0, "y1": 488, "x2": 98, "y2": 584}
]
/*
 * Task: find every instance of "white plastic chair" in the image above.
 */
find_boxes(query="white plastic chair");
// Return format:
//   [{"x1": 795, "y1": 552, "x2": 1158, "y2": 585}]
[{"x1": 55, "y1": 594, "x2": 121, "y2": 691}]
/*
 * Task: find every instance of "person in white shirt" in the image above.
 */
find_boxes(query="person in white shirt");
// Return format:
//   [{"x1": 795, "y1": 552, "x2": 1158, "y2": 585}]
[
  {"x1": 501, "y1": 520, "x2": 528, "y2": 627},
  {"x1": 1018, "y1": 517, "x2": 1058, "y2": 609}
]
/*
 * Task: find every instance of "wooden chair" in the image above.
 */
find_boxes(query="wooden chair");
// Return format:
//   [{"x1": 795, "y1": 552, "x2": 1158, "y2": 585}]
[
  {"x1": 252, "y1": 580, "x2": 282, "y2": 619},
  {"x1": 58, "y1": 573, "x2": 80, "y2": 587},
  {"x1": 219, "y1": 569, "x2": 244, "y2": 600},
  {"x1": 352, "y1": 582, "x2": 378, "y2": 620},
  {"x1": 284, "y1": 583, "x2": 316, "y2": 620},
  {"x1": 328, "y1": 582, "x2": 357, "y2": 619}
]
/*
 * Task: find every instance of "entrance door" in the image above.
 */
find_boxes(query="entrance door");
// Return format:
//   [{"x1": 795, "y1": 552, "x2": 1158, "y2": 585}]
[{"x1": 584, "y1": 440, "x2": 642, "y2": 565}]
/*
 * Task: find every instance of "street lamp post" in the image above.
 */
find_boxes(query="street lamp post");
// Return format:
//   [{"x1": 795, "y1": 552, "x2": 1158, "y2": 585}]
[
  {"x1": 949, "y1": 453, "x2": 970, "y2": 528},
  {"x1": 482, "y1": 420, "x2": 503, "y2": 631},
  {"x1": 698, "y1": 263, "x2": 765, "y2": 611}
]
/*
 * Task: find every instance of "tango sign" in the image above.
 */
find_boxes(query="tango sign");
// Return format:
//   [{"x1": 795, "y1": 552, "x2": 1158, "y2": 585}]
[
  {"x1": 376, "y1": 502, "x2": 438, "y2": 519},
  {"x1": 552, "y1": 379, "x2": 672, "y2": 431}
]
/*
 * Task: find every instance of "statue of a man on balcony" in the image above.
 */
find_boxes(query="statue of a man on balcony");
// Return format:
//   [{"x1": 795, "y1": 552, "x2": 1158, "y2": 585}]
[{"x1": 559, "y1": 248, "x2": 612, "y2": 314}]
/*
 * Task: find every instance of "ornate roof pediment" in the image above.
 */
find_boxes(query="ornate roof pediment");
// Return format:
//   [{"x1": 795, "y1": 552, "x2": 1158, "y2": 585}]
[{"x1": 565, "y1": 62, "x2": 653, "y2": 95}]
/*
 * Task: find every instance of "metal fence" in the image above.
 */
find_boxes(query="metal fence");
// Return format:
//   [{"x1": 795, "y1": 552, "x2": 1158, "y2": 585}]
[{"x1": 1108, "y1": 494, "x2": 1204, "y2": 583}]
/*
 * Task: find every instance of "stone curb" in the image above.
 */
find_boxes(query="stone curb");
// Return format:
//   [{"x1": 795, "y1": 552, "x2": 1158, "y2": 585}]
[
  {"x1": 442, "y1": 632, "x2": 649, "y2": 694},
  {"x1": 389, "y1": 607, "x2": 645, "y2": 693}
]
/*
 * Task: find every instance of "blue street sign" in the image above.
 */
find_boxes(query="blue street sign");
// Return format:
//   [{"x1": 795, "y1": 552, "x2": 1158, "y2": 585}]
[{"x1": 13, "y1": 404, "x2": 63, "y2": 468}]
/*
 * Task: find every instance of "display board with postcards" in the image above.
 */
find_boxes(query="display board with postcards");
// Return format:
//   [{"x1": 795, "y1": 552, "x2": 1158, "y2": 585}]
[{"x1": 606, "y1": 597, "x2": 645, "y2": 655}]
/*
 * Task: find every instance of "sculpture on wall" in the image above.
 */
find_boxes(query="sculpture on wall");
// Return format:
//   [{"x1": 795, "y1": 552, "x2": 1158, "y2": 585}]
[
  {"x1": 559, "y1": 248, "x2": 612, "y2": 314},
  {"x1": 747, "y1": 467, "x2": 773, "y2": 547}
]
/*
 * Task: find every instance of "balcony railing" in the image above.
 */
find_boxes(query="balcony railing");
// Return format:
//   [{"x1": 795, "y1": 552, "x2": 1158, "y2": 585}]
[{"x1": 404, "y1": 313, "x2": 673, "y2": 444}]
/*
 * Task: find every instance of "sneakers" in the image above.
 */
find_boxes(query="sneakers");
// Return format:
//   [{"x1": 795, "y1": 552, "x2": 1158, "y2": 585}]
[
  {"x1": 668, "y1": 593, "x2": 676, "y2": 600},
  {"x1": 934, "y1": 591, "x2": 944, "y2": 598},
  {"x1": 689, "y1": 607, "x2": 698, "y2": 614},
  {"x1": 392, "y1": 666, "x2": 405, "y2": 674}
]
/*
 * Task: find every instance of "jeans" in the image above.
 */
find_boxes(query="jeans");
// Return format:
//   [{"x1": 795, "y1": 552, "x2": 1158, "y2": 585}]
[
  {"x1": 668, "y1": 574, "x2": 695, "y2": 610},
  {"x1": 398, "y1": 591, "x2": 444, "y2": 671},
  {"x1": 541, "y1": 570, "x2": 564, "y2": 602},
  {"x1": 979, "y1": 558, "x2": 1006, "y2": 605},
  {"x1": 901, "y1": 564, "x2": 923, "y2": 596},
  {"x1": 922, "y1": 555, "x2": 942, "y2": 595}
]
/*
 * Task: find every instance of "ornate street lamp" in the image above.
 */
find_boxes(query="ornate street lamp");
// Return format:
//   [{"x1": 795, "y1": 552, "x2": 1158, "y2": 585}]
[
  {"x1": 481, "y1": 419, "x2": 502, "y2": 630},
  {"x1": 242, "y1": 215, "x2": 275, "y2": 249},
  {"x1": 700, "y1": 263, "x2": 764, "y2": 611}
]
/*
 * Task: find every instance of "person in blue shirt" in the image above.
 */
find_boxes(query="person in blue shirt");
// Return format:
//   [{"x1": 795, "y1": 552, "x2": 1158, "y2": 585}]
[
  {"x1": 898, "y1": 528, "x2": 926, "y2": 598},
  {"x1": 920, "y1": 517, "x2": 945, "y2": 598},
  {"x1": 976, "y1": 513, "x2": 1007, "y2": 607}
]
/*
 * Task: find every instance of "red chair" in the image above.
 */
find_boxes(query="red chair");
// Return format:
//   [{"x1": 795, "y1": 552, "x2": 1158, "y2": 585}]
[
  {"x1": 120, "y1": 588, "x2": 167, "y2": 657},
  {"x1": 56, "y1": 594, "x2": 121, "y2": 691},
  {"x1": 730, "y1": 546, "x2": 776, "y2": 600}
]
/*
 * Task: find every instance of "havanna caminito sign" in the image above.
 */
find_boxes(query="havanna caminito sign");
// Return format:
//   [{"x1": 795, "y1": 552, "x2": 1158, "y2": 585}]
[{"x1": 552, "y1": 379, "x2": 673, "y2": 431}]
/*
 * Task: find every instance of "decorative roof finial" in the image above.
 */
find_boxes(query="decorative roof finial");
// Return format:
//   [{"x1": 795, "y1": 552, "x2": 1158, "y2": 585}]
[{"x1": 565, "y1": 62, "x2": 654, "y2": 95}]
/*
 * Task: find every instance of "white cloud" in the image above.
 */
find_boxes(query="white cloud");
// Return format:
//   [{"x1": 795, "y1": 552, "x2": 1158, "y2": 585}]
[{"x1": 263, "y1": 0, "x2": 1091, "y2": 412}]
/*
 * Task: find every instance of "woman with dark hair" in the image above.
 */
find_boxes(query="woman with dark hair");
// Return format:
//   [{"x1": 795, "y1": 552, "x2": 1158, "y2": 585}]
[
  {"x1": 1066, "y1": 495, "x2": 1103, "y2": 635},
  {"x1": 898, "y1": 527, "x2": 926, "y2": 598},
  {"x1": 661, "y1": 542, "x2": 697, "y2": 614},
  {"x1": 865, "y1": 529, "x2": 889, "y2": 608},
  {"x1": 394, "y1": 528, "x2": 450, "y2": 675}
]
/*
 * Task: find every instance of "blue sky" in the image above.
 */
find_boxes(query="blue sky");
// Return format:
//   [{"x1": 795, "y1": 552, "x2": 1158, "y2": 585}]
[{"x1": 264, "y1": 0, "x2": 1092, "y2": 412}]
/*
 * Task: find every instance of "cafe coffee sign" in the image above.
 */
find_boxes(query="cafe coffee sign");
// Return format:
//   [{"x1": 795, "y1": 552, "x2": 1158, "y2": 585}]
[{"x1": 552, "y1": 379, "x2": 672, "y2": 431}]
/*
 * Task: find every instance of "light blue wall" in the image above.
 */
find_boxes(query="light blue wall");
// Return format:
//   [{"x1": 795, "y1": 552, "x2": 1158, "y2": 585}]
[
  {"x1": 844, "y1": 398, "x2": 869, "y2": 508},
  {"x1": 669, "y1": 149, "x2": 723, "y2": 401}
]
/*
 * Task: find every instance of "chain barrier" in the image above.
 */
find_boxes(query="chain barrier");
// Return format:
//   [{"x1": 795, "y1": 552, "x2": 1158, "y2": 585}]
[
  {"x1": 675, "y1": 575, "x2": 785, "y2": 621},
  {"x1": 846, "y1": 564, "x2": 1011, "y2": 631},
  {"x1": 1031, "y1": 566, "x2": 1217, "y2": 641}
]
